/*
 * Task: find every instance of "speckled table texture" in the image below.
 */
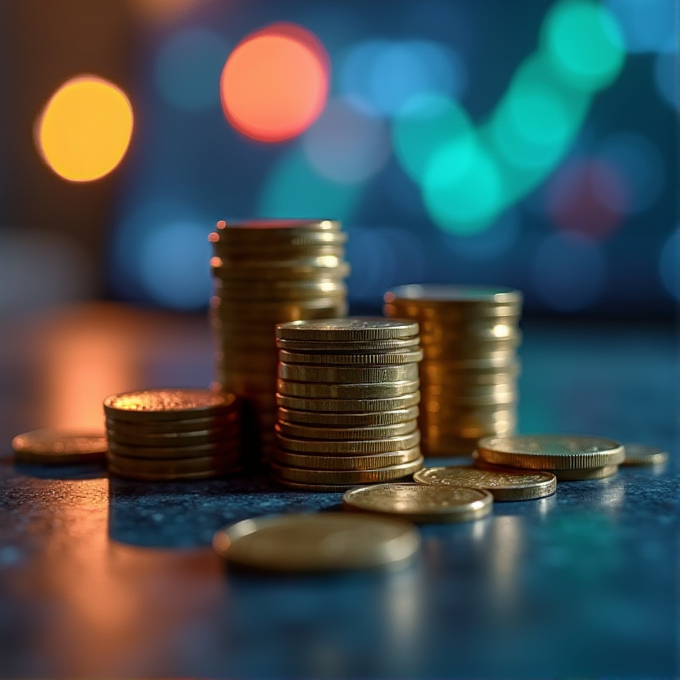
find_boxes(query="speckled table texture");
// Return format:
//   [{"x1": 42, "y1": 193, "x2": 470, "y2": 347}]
[{"x1": 0, "y1": 306, "x2": 677, "y2": 679}]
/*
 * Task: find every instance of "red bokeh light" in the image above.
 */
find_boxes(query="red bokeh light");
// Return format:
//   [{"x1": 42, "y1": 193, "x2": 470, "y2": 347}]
[{"x1": 220, "y1": 23, "x2": 330, "y2": 143}]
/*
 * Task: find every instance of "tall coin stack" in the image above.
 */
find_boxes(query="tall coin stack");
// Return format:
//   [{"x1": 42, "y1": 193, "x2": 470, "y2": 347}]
[
  {"x1": 384, "y1": 285, "x2": 522, "y2": 457},
  {"x1": 272, "y1": 318, "x2": 425, "y2": 491},
  {"x1": 104, "y1": 388, "x2": 242, "y2": 480},
  {"x1": 209, "y1": 220, "x2": 349, "y2": 463}
]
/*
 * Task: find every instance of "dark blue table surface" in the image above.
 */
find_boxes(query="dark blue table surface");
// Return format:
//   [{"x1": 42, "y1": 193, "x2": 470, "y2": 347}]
[{"x1": 0, "y1": 305, "x2": 677, "y2": 679}]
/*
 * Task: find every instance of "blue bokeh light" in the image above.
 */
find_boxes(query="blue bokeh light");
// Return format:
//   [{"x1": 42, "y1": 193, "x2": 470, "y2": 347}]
[{"x1": 605, "y1": 0, "x2": 677, "y2": 53}]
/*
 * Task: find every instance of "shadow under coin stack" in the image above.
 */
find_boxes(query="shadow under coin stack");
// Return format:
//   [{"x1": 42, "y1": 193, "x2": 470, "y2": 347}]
[
  {"x1": 104, "y1": 388, "x2": 242, "y2": 480},
  {"x1": 384, "y1": 285, "x2": 522, "y2": 457},
  {"x1": 272, "y1": 318, "x2": 425, "y2": 491},
  {"x1": 209, "y1": 220, "x2": 349, "y2": 463}
]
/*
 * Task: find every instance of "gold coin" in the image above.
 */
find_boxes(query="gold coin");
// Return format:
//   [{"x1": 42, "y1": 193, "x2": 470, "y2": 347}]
[
  {"x1": 106, "y1": 425, "x2": 239, "y2": 448},
  {"x1": 278, "y1": 362, "x2": 419, "y2": 384},
  {"x1": 622, "y1": 443, "x2": 669, "y2": 466},
  {"x1": 276, "y1": 392, "x2": 421, "y2": 413},
  {"x1": 215, "y1": 276, "x2": 347, "y2": 295},
  {"x1": 271, "y1": 477, "x2": 361, "y2": 492},
  {"x1": 421, "y1": 392, "x2": 517, "y2": 408},
  {"x1": 414, "y1": 465, "x2": 555, "y2": 501},
  {"x1": 277, "y1": 378, "x2": 420, "y2": 400},
  {"x1": 276, "y1": 430, "x2": 420, "y2": 455},
  {"x1": 105, "y1": 411, "x2": 238, "y2": 434},
  {"x1": 384, "y1": 284, "x2": 522, "y2": 306},
  {"x1": 420, "y1": 401, "x2": 516, "y2": 418},
  {"x1": 277, "y1": 349, "x2": 423, "y2": 366},
  {"x1": 104, "y1": 388, "x2": 238, "y2": 422},
  {"x1": 107, "y1": 451, "x2": 242, "y2": 475},
  {"x1": 213, "y1": 243, "x2": 346, "y2": 259},
  {"x1": 108, "y1": 438, "x2": 240, "y2": 460},
  {"x1": 109, "y1": 466, "x2": 239, "y2": 481},
  {"x1": 551, "y1": 465, "x2": 619, "y2": 481},
  {"x1": 275, "y1": 420, "x2": 418, "y2": 441},
  {"x1": 418, "y1": 380, "x2": 517, "y2": 398},
  {"x1": 212, "y1": 259, "x2": 350, "y2": 281},
  {"x1": 272, "y1": 445, "x2": 422, "y2": 470},
  {"x1": 212, "y1": 512, "x2": 420, "y2": 572},
  {"x1": 271, "y1": 457, "x2": 424, "y2": 484},
  {"x1": 418, "y1": 368, "x2": 520, "y2": 387},
  {"x1": 12, "y1": 429, "x2": 107, "y2": 465},
  {"x1": 212, "y1": 218, "x2": 341, "y2": 238},
  {"x1": 212, "y1": 301, "x2": 347, "y2": 321},
  {"x1": 276, "y1": 317, "x2": 419, "y2": 342},
  {"x1": 343, "y1": 483, "x2": 493, "y2": 522},
  {"x1": 277, "y1": 405, "x2": 420, "y2": 426},
  {"x1": 276, "y1": 336, "x2": 421, "y2": 352},
  {"x1": 477, "y1": 434, "x2": 625, "y2": 470}
]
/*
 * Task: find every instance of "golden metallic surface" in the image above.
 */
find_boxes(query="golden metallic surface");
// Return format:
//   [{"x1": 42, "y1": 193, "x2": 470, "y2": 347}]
[
  {"x1": 212, "y1": 513, "x2": 420, "y2": 572},
  {"x1": 104, "y1": 388, "x2": 238, "y2": 421},
  {"x1": 275, "y1": 420, "x2": 418, "y2": 441},
  {"x1": 551, "y1": 465, "x2": 619, "y2": 481},
  {"x1": 212, "y1": 302, "x2": 347, "y2": 322},
  {"x1": 343, "y1": 483, "x2": 493, "y2": 522},
  {"x1": 276, "y1": 392, "x2": 421, "y2": 413},
  {"x1": 477, "y1": 434, "x2": 625, "y2": 470},
  {"x1": 109, "y1": 466, "x2": 239, "y2": 481},
  {"x1": 278, "y1": 362, "x2": 419, "y2": 384},
  {"x1": 106, "y1": 425, "x2": 239, "y2": 448},
  {"x1": 384, "y1": 284, "x2": 522, "y2": 306},
  {"x1": 622, "y1": 443, "x2": 669, "y2": 467},
  {"x1": 277, "y1": 405, "x2": 420, "y2": 426},
  {"x1": 414, "y1": 465, "x2": 556, "y2": 501},
  {"x1": 215, "y1": 283, "x2": 348, "y2": 302},
  {"x1": 417, "y1": 379, "x2": 516, "y2": 398},
  {"x1": 272, "y1": 445, "x2": 422, "y2": 470},
  {"x1": 276, "y1": 430, "x2": 420, "y2": 455},
  {"x1": 105, "y1": 411, "x2": 238, "y2": 434},
  {"x1": 276, "y1": 317, "x2": 419, "y2": 342},
  {"x1": 12, "y1": 429, "x2": 107, "y2": 465},
  {"x1": 276, "y1": 336, "x2": 421, "y2": 352},
  {"x1": 211, "y1": 260, "x2": 351, "y2": 281},
  {"x1": 212, "y1": 218, "x2": 341, "y2": 237},
  {"x1": 271, "y1": 477, "x2": 361, "y2": 492},
  {"x1": 276, "y1": 378, "x2": 420, "y2": 400},
  {"x1": 277, "y1": 348, "x2": 423, "y2": 366},
  {"x1": 421, "y1": 422, "x2": 515, "y2": 442},
  {"x1": 107, "y1": 451, "x2": 242, "y2": 476},
  {"x1": 108, "y1": 438, "x2": 240, "y2": 460},
  {"x1": 270, "y1": 457, "x2": 424, "y2": 484}
]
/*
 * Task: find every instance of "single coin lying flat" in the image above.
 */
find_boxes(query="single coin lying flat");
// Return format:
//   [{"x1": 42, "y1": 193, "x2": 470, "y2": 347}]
[
  {"x1": 12, "y1": 429, "x2": 107, "y2": 464},
  {"x1": 213, "y1": 513, "x2": 420, "y2": 572},
  {"x1": 622, "y1": 443, "x2": 669, "y2": 467},
  {"x1": 343, "y1": 483, "x2": 493, "y2": 523},
  {"x1": 414, "y1": 466, "x2": 556, "y2": 501}
]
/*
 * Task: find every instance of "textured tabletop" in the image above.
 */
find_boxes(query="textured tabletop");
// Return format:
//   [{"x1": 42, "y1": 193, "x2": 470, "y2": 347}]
[{"x1": 0, "y1": 305, "x2": 677, "y2": 679}]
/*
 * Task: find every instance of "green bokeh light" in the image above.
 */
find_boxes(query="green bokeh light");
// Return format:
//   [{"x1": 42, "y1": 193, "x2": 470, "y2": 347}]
[
  {"x1": 392, "y1": 93, "x2": 473, "y2": 182},
  {"x1": 423, "y1": 138, "x2": 504, "y2": 235},
  {"x1": 543, "y1": 0, "x2": 625, "y2": 91},
  {"x1": 259, "y1": 148, "x2": 361, "y2": 221}
]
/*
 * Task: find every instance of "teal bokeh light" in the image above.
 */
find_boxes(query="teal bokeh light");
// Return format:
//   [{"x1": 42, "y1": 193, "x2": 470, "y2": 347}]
[
  {"x1": 392, "y1": 93, "x2": 473, "y2": 182},
  {"x1": 543, "y1": 0, "x2": 625, "y2": 91}
]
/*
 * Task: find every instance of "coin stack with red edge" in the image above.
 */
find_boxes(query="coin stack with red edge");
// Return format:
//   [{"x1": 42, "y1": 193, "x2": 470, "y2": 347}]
[
  {"x1": 384, "y1": 285, "x2": 522, "y2": 456},
  {"x1": 272, "y1": 318, "x2": 424, "y2": 491},
  {"x1": 104, "y1": 388, "x2": 242, "y2": 480},
  {"x1": 209, "y1": 220, "x2": 349, "y2": 463}
]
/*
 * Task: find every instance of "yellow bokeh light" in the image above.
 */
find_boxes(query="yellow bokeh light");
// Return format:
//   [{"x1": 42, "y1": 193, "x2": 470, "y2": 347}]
[{"x1": 37, "y1": 75, "x2": 134, "y2": 182}]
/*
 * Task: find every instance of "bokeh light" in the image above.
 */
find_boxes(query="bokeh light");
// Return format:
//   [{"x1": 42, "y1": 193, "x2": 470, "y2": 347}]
[
  {"x1": 595, "y1": 132, "x2": 665, "y2": 213},
  {"x1": 220, "y1": 23, "x2": 329, "y2": 142},
  {"x1": 605, "y1": 0, "x2": 677, "y2": 53},
  {"x1": 533, "y1": 232, "x2": 607, "y2": 310},
  {"x1": 392, "y1": 93, "x2": 472, "y2": 182},
  {"x1": 659, "y1": 228, "x2": 679, "y2": 301},
  {"x1": 156, "y1": 27, "x2": 228, "y2": 111},
  {"x1": 302, "y1": 98, "x2": 390, "y2": 184},
  {"x1": 654, "y1": 51, "x2": 678, "y2": 111},
  {"x1": 545, "y1": 159, "x2": 626, "y2": 241},
  {"x1": 542, "y1": 0, "x2": 625, "y2": 91},
  {"x1": 443, "y1": 210, "x2": 519, "y2": 261},
  {"x1": 340, "y1": 39, "x2": 465, "y2": 116},
  {"x1": 128, "y1": 0, "x2": 205, "y2": 25},
  {"x1": 37, "y1": 75, "x2": 134, "y2": 182}
]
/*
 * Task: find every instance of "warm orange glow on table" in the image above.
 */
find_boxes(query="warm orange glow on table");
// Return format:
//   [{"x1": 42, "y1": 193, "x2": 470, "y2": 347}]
[
  {"x1": 36, "y1": 75, "x2": 134, "y2": 182},
  {"x1": 220, "y1": 23, "x2": 329, "y2": 143}
]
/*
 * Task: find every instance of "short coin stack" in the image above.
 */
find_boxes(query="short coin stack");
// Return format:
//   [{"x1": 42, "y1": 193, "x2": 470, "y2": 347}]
[
  {"x1": 384, "y1": 285, "x2": 522, "y2": 456},
  {"x1": 104, "y1": 388, "x2": 242, "y2": 480},
  {"x1": 209, "y1": 219, "x2": 349, "y2": 463},
  {"x1": 474, "y1": 434, "x2": 625, "y2": 481},
  {"x1": 273, "y1": 318, "x2": 425, "y2": 490}
]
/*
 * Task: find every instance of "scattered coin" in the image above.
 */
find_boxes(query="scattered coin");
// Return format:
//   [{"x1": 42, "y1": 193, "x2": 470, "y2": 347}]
[
  {"x1": 622, "y1": 443, "x2": 669, "y2": 467},
  {"x1": 12, "y1": 429, "x2": 107, "y2": 465},
  {"x1": 343, "y1": 483, "x2": 493, "y2": 522},
  {"x1": 212, "y1": 513, "x2": 421, "y2": 572},
  {"x1": 414, "y1": 466, "x2": 556, "y2": 501}
]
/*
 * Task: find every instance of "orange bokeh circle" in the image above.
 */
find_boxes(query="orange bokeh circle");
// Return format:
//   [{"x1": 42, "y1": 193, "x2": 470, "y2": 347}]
[{"x1": 220, "y1": 23, "x2": 330, "y2": 143}]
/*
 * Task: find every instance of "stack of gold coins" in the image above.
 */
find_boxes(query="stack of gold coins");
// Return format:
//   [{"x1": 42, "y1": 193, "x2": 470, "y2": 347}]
[
  {"x1": 384, "y1": 285, "x2": 522, "y2": 456},
  {"x1": 272, "y1": 318, "x2": 425, "y2": 491},
  {"x1": 104, "y1": 388, "x2": 242, "y2": 480},
  {"x1": 209, "y1": 219, "x2": 349, "y2": 463},
  {"x1": 475, "y1": 434, "x2": 625, "y2": 481}
]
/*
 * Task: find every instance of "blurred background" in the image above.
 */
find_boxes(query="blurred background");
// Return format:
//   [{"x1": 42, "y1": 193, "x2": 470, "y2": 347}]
[{"x1": 0, "y1": 0, "x2": 677, "y2": 319}]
